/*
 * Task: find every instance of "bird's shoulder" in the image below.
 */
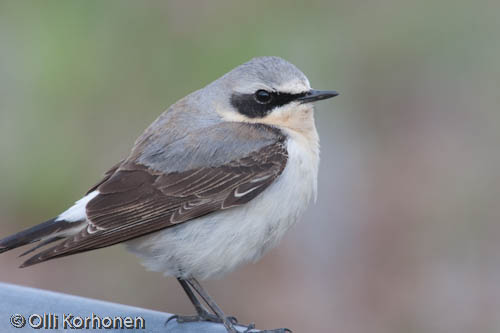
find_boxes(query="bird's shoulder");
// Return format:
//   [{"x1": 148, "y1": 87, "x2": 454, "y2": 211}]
[{"x1": 129, "y1": 121, "x2": 286, "y2": 173}]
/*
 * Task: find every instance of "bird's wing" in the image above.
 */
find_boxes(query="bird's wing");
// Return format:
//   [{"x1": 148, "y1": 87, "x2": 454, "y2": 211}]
[{"x1": 21, "y1": 124, "x2": 287, "y2": 266}]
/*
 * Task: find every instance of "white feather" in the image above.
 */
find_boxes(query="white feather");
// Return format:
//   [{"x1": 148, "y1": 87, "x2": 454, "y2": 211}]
[
  {"x1": 56, "y1": 191, "x2": 99, "y2": 222},
  {"x1": 275, "y1": 78, "x2": 311, "y2": 94},
  {"x1": 126, "y1": 136, "x2": 319, "y2": 280},
  {"x1": 233, "y1": 185, "x2": 261, "y2": 198}
]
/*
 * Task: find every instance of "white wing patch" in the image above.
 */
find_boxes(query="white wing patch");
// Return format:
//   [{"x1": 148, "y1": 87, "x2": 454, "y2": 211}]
[{"x1": 56, "y1": 191, "x2": 99, "y2": 222}]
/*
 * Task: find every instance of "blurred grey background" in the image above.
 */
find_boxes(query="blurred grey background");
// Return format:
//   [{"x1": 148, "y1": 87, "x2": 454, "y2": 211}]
[{"x1": 1, "y1": 1, "x2": 499, "y2": 332}]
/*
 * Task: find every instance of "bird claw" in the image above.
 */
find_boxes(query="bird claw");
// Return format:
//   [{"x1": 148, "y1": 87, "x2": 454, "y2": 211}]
[
  {"x1": 165, "y1": 312, "x2": 222, "y2": 326},
  {"x1": 165, "y1": 313, "x2": 290, "y2": 333},
  {"x1": 242, "y1": 323, "x2": 291, "y2": 333},
  {"x1": 164, "y1": 314, "x2": 178, "y2": 327},
  {"x1": 242, "y1": 322, "x2": 256, "y2": 332}
]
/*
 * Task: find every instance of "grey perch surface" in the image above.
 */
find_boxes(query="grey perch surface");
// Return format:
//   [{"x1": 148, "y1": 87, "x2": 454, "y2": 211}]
[{"x1": 0, "y1": 282, "x2": 255, "y2": 332}]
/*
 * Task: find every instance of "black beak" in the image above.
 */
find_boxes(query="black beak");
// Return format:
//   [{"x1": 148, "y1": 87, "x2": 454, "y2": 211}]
[{"x1": 297, "y1": 89, "x2": 339, "y2": 103}]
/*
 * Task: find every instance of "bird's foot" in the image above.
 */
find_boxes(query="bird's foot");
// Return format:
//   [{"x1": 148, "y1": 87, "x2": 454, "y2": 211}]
[
  {"x1": 165, "y1": 311, "x2": 228, "y2": 325},
  {"x1": 241, "y1": 325, "x2": 291, "y2": 333},
  {"x1": 229, "y1": 321, "x2": 291, "y2": 333},
  {"x1": 165, "y1": 311, "x2": 242, "y2": 330},
  {"x1": 165, "y1": 311, "x2": 289, "y2": 333}
]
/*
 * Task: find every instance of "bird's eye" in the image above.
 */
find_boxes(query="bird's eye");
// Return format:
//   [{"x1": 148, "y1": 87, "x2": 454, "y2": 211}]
[{"x1": 254, "y1": 90, "x2": 272, "y2": 104}]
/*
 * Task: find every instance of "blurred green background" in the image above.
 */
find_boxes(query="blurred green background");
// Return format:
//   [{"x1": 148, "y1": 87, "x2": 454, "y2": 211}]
[{"x1": 1, "y1": 1, "x2": 499, "y2": 332}]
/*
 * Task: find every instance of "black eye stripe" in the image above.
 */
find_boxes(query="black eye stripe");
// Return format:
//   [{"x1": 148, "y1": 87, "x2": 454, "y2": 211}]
[{"x1": 230, "y1": 91, "x2": 307, "y2": 118}]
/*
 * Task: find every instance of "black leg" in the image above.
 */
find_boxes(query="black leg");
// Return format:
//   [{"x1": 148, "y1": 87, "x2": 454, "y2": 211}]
[
  {"x1": 165, "y1": 278, "x2": 222, "y2": 325},
  {"x1": 185, "y1": 277, "x2": 238, "y2": 332},
  {"x1": 168, "y1": 277, "x2": 288, "y2": 333},
  {"x1": 177, "y1": 278, "x2": 209, "y2": 316}
]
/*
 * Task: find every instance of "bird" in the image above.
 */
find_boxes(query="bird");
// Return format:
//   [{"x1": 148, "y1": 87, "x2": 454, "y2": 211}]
[{"x1": 0, "y1": 56, "x2": 338, "y2": 333}]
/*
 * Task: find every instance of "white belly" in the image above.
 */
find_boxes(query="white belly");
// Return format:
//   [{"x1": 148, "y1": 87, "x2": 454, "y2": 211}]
[{"x1": 126, "y1": 136, "x2": 319, "y2": 280}]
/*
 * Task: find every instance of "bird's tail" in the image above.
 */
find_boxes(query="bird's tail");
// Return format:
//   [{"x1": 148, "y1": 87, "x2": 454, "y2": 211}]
[{"x1": 0, "y1": 218, "x2": 85, "y2": 258}]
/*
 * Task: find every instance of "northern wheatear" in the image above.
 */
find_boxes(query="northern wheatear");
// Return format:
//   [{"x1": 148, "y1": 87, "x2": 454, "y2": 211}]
[{"x1": 0, "y1": 56, "x2": 338, "y2": 333}]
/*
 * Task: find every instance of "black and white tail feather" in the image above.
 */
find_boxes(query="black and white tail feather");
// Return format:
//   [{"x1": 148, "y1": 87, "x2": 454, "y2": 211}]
[{"x1": 0, "y1": 217, "x2": 86, "y2": 267}]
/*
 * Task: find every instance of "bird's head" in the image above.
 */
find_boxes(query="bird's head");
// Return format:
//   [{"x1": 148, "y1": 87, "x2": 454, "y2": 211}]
[{"x1": 211, "y1": 56, "x2": 338, "y2": 138}]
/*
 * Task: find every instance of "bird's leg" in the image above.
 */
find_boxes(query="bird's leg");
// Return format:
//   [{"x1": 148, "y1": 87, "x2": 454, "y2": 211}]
[
  {"x1": 166, "y1": 278, "x2": 222, "y2": 327},
  {"x1": 175, "y1": 278, "x2": 221, "y2": 322},
  {"x1": 185, "y1": 277, "x2": 241, "y2": 332},
  {"x1": 168, "y1": 277, "x2": 289, "y2": 333},
  {"x1": 177, "y1": 278, "x2": 208, "y2": 315}
]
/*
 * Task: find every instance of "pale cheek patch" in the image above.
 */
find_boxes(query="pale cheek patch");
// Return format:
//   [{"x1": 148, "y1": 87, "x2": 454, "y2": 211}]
[
  {"x1": 260, "y1": 103, "x2": 314, "y2": 128},
  {"x1": 216, "y1": 103, "x2": 317, "y2": 145},
  {"x1": 217, "y1": 103, "x2": 313, "y2": 127},
  {"x1": 56, "y1": 191, "x2": 99, "y2": 222}
]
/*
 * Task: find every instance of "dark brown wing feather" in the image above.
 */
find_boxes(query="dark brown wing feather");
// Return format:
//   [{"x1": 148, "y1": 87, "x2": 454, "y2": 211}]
[{"x1": 21, "y1": 139, "x2": 288, "y2": 267}]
